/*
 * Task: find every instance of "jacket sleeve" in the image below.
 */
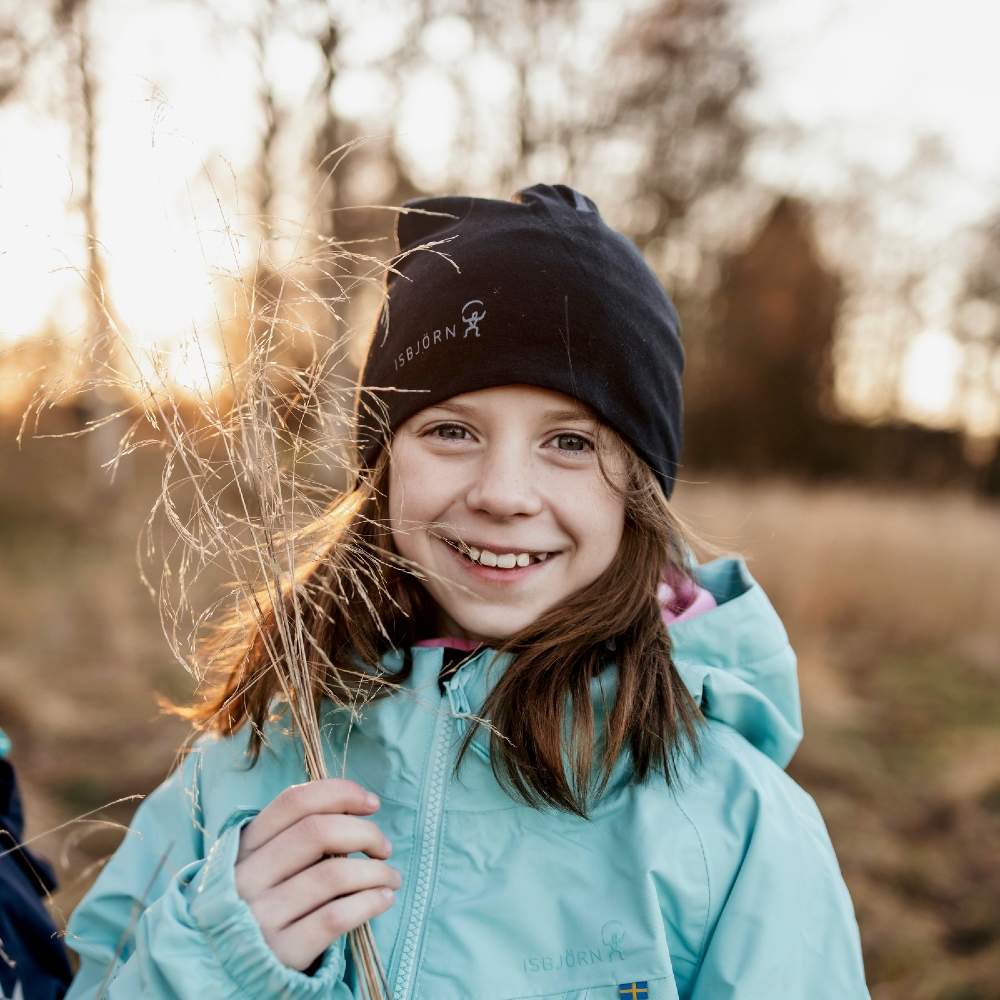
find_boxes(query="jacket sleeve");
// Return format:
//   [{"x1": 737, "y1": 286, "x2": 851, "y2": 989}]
[
  {"x1": 684, "y1": 731, "x2": 871, "y2": 999},
  {"x1": 64, "y1": 746, "x2": 353, "y2": 999}
]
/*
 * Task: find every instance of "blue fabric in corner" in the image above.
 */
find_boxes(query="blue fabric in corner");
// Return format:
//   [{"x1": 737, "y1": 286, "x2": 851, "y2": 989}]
[{"x1": 1, "y1": 756, "x2": 73, "y2": 999}]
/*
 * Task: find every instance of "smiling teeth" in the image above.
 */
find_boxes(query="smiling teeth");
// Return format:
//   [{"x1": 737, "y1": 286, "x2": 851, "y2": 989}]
[{"x1": 448, "y1": 540, "x2": 549, "y2": 567}]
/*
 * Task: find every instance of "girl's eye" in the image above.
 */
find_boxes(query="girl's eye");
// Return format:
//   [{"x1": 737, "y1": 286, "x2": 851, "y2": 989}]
[
  {"x1": 549, "y1": 433, "x2": 593, "y2": 455},
  {"x1": 426, "y1": 423, "x2": 471, "y2": 441}
]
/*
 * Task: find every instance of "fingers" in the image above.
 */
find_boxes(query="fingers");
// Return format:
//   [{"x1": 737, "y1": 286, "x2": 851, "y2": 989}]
[
  {"x1": 254, "y1": 856, "x2": 402, "y2": 932},
  {"x1": 238, "y1": 779, "x2": 380, "y2": 858},
  {"x1": 267, "y1": 886, "x2": 398, "y2": 972},
  {"x1": 230, "y1": 778, "x2": 396, "y2": 974},
  {"x1": 236, "y1": 814, "x2": 392, "y2": 900}
]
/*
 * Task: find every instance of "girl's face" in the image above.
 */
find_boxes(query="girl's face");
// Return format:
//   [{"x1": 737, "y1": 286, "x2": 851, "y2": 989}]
[{"x1": 388, "y1": 384, "x2": 627, "y2": 643}]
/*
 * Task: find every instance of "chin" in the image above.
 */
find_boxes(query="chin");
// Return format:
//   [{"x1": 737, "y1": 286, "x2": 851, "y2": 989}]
[{"x1": 446, "y1": 609, "x2": 533, "y2": 644}]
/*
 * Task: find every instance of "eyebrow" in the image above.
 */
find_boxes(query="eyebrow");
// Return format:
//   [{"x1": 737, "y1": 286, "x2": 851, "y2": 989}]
[{"x1": 428, "y1": 400, "x2": 595, "y2": 422}]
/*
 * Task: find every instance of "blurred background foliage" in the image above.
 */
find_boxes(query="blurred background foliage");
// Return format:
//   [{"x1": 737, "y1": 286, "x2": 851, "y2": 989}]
[{"x1": 0, "y1": 1, "x2": 998, "y2": 997}]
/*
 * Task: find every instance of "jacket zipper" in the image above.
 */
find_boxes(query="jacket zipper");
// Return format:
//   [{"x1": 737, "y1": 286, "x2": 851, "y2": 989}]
[{"x1": 392, "y1": 697, "x2": 453, "y2": 1000}]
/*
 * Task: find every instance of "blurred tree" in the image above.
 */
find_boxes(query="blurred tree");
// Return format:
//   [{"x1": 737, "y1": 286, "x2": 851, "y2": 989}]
[
  {"x1": 251, "y1": 0, "x2": 760, "y2": 462},
  {"x1": 609, "y1": 0, "x2": 755, "y2": 238},
  {"x1": 0, "y1": 1, "x2": 128, "y2": 488},
  {"x1": 814, "y1": 138, "x2": 957, "y2": 428},
  {"x1": 61, "y1": 0, "x2": 130, "y2": 490},
  {"x1": 458, "y1": 0, "x2": 583, "y2": 194},
  {"x1": 0, "y1": 16, "x2": 31, "y2": 103},
  {"x1": 5, "y1": 0, "x2": 761, "y2": 465},
  {"x1": 953, "y1": 211, "x2": 1000, "y2": 496},
  {"x1": 954, "y1": 212, "x2": 1000, "y2": 437},
  {"x1": 686, "y1": 196, "x2": 842, "y2": 471},
  {"x1": 11, "y1": 1, "x2": 126, "y2": 487},
  {"x1": 252, "y1": 0, "x2": 284, "y2": 225},
  {"x1": 232, "y1": 1, "x2": 432, "y2": 469}
]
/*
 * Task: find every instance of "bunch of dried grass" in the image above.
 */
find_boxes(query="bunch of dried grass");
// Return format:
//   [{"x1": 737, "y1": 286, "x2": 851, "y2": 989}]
[{"x1": 17, "y1": 137, "x2": 463, "y2": 999}]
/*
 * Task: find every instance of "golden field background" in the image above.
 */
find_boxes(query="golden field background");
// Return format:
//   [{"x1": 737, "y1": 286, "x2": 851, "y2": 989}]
[{"x1": 2, "y1": 431, "x2": 998, "y2": 1000}]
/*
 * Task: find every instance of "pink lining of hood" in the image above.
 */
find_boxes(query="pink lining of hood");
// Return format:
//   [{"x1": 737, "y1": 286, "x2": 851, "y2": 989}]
[
  {"x1": 414, "y1": 635, "x2": 483, "y2": 651},
  {"x1": 415, "y1": 572, "x2": 717, "y2": 651},
  {"x1": 657, "y1": 573, "x2": 718, "y2": 623}
]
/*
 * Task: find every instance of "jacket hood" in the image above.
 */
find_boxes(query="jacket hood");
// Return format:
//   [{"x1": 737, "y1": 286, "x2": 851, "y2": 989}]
[
  {"x1": 435, "y1": 555, "x2": 803, "y2": 771},
  {"x1": 668, "y1": 556, "x2": 802, "y2": 767}
]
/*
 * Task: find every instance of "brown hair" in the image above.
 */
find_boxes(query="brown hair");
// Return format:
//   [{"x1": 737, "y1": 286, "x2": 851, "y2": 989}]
[{"x1": 173, "y1": 423, "x2": 713, "y2": 817}]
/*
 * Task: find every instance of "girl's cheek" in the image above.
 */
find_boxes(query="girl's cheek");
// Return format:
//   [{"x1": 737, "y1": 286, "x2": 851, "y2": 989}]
[
  {"x1": 393, "y1": 444, "x2": 440, "y2": 493},
  {"x1": 414, "y1": 454, "x2": 459, "y2": 491}
]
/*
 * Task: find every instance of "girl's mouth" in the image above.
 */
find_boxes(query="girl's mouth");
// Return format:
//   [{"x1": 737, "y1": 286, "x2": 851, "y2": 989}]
[{"x1": 437, "y1": 536, "x2": 559, "y2": 581}]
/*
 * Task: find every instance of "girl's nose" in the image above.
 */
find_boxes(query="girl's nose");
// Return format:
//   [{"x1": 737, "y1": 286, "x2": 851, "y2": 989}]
[{"x1": 464, "y1": 444, "x2": 543, "y2": 518}]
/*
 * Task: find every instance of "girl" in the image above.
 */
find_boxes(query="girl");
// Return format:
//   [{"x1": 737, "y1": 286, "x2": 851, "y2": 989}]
[{"x1": 64, "y1": 183, "x2": 870, "y2": 998}]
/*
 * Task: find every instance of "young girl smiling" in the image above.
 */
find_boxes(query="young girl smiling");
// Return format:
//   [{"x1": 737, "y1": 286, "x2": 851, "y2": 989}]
[
  {"x1": 65, "y1": 183, "x2": 870, "y2": 998},
  {"x1": 389, "y1": 385, "x2": 631, "y2": 642}
]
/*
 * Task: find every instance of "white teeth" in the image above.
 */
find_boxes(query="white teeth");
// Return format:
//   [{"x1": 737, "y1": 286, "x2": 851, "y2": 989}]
[{"x1": 444, "y1": 537, "x2": 554, "y2": 568}]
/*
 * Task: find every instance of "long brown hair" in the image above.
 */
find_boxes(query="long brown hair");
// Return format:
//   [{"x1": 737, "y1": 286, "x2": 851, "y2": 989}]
[{"x1": 173, "y1": 422, "x2": 714, "y2": 817}]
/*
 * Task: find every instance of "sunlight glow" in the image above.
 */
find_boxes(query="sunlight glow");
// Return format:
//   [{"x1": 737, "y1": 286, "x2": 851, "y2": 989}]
[
  {"x1": 125, "y1": 324, "x2": 230, "y2": 400},
  {"x1": 899, "y1": 330, "x2": 962, "y2": 424},
  {"x1": 0, "y1": 108, "x2": 78, "y2": 344}
]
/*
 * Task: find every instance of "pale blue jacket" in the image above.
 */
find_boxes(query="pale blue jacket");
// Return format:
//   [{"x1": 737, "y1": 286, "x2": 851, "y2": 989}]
[{"x1": 65, "y1": 557, "x2": 870, "y2": 998}]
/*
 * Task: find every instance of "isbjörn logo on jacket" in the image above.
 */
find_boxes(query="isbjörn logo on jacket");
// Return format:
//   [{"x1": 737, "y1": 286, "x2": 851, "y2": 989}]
[
  {"x1": 392, "y1": 299, "x2": 487, "y2": 371},
  {"x1": 522, "y1": 920, "x2": 627, "y2": 974}
]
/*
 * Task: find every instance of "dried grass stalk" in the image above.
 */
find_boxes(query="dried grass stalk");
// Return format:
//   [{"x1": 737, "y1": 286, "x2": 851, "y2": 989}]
[{"x1": 20, "y1": 136, "x2": 464, "y2": 999}]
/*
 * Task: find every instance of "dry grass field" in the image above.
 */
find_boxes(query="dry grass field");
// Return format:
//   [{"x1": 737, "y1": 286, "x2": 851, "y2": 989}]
[
  {"x1": 2, "y1": 430, "x2": 998, "y2": 999},
  {"x1": 672, "y1": 473, "x2": 1000, "y2": 1000}
]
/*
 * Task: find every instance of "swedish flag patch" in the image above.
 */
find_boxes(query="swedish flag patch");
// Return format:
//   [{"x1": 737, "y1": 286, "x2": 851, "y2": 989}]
[{"x1": 618, "y1": 983, "x2": 649, "y2": 999}]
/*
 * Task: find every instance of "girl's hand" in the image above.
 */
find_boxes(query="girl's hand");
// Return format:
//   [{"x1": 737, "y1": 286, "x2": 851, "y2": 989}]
[{"x1": 234, "y1": 778, "x2": 400, "y2": 971}]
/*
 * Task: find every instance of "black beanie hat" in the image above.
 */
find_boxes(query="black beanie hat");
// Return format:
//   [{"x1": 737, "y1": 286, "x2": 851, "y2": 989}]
[{"x1": 352, "y1": 182, "x2": 685, "y2": 497}]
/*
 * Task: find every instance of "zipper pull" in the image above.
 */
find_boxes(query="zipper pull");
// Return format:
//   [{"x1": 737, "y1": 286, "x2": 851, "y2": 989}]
[{"x1": 444, "y1": 676, "x2": 473, "y2": 718}]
